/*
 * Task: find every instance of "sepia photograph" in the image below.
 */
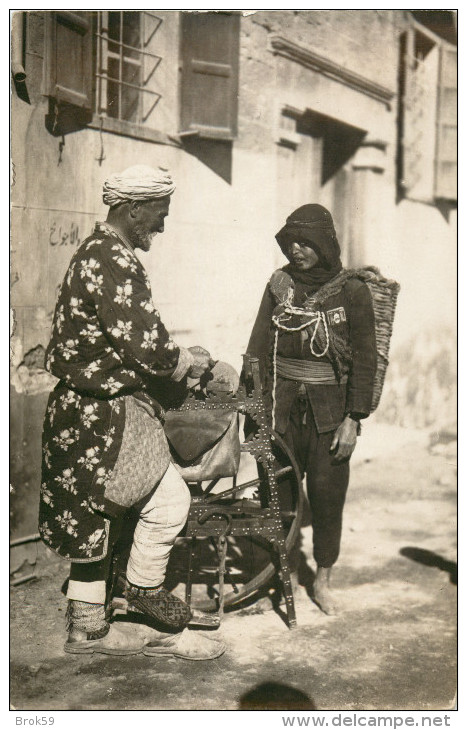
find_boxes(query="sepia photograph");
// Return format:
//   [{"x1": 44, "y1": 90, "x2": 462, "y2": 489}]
[{"x1": 9, "y1": 6, "x2": 457, "y2": 715}]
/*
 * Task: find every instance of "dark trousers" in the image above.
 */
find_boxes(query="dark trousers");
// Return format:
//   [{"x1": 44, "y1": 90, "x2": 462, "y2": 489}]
[
  {"x1": 283, "y1": 395, "x2": 349, "y2": 568},
  {"x1": 69, "y1": 516, "x2": 123, "y2": 587}
]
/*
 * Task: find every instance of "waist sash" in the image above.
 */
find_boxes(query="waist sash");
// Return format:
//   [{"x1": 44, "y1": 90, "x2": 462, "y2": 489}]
[{"x1": 276, "y1": 356, "x2": 347, "y2": 385}]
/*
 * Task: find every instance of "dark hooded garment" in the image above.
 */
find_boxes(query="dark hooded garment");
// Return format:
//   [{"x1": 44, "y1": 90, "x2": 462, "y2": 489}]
[
  {"x1": 275, "y1": 204, "x2": 343, "y2": 286},
  {"x1": 246, "y1": 204, "x2": 377, "y2": 434}
]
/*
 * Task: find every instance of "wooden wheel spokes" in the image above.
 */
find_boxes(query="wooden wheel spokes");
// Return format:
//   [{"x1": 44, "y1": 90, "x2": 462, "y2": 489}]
[
  {"x1": 202, "y1": 463, "x2": 295, "y2": 505},
  {"x1": 186, "y1": 433, "x2": 303, "y2": 613}
]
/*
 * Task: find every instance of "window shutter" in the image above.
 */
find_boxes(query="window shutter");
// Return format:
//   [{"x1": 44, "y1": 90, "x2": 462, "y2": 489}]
[
  {"x1": 180, "y1": 12, "x2": 240, "y2": 140},
  {"x1": 400, "y1": 28, "x2": 439, "y2": 201},
  {"x1": 45, "y1": 11, "x2": 93, "y2": 111},
  {"x1": 434, "y1": 43, "x2": 457, "y2": 200}
]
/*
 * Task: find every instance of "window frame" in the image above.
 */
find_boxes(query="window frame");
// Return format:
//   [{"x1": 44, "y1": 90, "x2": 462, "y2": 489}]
[
  {"x1": 94, "y1": 11, "x2": 162, "y2": 127},
  {"x1": 90, "y1": 11, "x2": 175, "y2": 145},
  {"x1": 398, "y1": 18, "x2": 457, "y2": 204}
]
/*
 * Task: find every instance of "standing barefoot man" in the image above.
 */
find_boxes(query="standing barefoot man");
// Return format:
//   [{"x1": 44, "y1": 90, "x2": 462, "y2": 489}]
[{"x1": 246, "y1": 204, "x2": 377, "y2": 615}]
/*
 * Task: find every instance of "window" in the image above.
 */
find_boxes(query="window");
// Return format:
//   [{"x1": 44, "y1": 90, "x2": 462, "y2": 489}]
[
  {"x1": 44, "y1": 11, "x2": 240, "y2": 142},
  {"x1": 434, "y1": 43, "x2": 456, "y2": 200},
  {"x1": 45, "y1": 10, "x2": 166, "y2": 138},
  {"x1": 94, "y1": 11, "x2": 162, "y2": 126},
  {"x1": 398, "y1": 18, "x2": 457, "y2": 202}
]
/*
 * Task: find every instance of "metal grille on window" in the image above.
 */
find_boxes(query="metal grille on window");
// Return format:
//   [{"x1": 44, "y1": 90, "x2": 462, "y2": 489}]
[{"x1": 95, "y1": 11, "x2": 162, "y2": 125}]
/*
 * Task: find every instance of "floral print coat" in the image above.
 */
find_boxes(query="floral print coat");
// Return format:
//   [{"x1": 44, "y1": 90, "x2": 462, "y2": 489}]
[{"x1": 39, "y1": 222, "x2": 187, "y2": 562}]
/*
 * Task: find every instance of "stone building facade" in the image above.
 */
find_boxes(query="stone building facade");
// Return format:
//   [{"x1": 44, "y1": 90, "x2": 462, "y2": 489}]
[{"x1": 10, "y1": 10, "x2": 457, "y2": 537}]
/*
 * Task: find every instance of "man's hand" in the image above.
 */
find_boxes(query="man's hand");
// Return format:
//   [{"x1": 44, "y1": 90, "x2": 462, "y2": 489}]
[
  {"x1": 187, "y1": 345, "x2": 213, "y2": 379},
  {"x1": 330, "y1": 416, "x2": 359, "y2": 463}
]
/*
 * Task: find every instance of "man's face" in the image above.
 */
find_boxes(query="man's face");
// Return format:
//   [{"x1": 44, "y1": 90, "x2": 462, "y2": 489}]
[
  {"x1": 130, "y1": 197, "x2": 171, "y2": 252},
  {"x1": 287, "y1": 241, "x2": 319, "y2": 270}
]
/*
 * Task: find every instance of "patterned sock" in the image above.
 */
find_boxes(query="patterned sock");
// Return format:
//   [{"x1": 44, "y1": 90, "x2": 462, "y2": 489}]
[
  {"x1": 125, "y1": 581, "x2": 163, "y2": 598},
  {"x1": 66, "y1": 599, "x2": 109, "y2": 640}
]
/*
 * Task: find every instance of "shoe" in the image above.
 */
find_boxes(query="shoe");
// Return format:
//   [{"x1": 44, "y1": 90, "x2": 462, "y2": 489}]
[
  {"x1": 143, "y1": 628, "x2": 226, "y2": 661},
  {"x1": 188, "y1": 608, "x2": 220, "y2": 629},
  {"x1": 125, "y1": 585, "x2": 192, "y2": 629},
  {"x1": 114, "y1": 591, "x2": 220, "y2": 630},
  {"x1": 64, "y1": 622, "x2": 146, "y2": 655}
]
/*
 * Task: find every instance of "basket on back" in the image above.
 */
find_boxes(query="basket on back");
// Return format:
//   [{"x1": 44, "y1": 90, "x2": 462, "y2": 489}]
[{"x1": 354, "y1": 267, "x2": 400, "y2": 412}]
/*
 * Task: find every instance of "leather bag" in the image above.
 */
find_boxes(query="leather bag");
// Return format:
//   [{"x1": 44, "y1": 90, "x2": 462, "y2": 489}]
[{"x1": 164, "y1": 409, "x2": 240, "y2": 482}]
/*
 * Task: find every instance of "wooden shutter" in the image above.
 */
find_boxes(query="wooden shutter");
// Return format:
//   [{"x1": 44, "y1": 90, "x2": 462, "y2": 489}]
[
  {"x1": 400, "y1": 22, "x2": 457, "y2": 203},
  {"x1": 45, "y1": 11, "x2": 93, "y2": 111},
  {"x1": 180, "y1": 12, "x2": 240, "y2": 139},
  {"x1": 434, "y1": 43, "x2": 457, "y2": 200},
  {"x1": 400, "y1": 27, "x2": 439, "y2": 201}
]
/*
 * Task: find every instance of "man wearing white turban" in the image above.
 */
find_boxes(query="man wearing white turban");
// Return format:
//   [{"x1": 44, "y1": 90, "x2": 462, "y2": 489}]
[
  {"x1": 39, "y1": 165, "x2": 225, "y2": 660},
  {"x1": 102, "y1": 164, "x2": 176, "y2": 208}
]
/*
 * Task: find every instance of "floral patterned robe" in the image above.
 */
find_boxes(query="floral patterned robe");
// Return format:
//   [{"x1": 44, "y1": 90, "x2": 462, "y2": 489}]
[{"x1": 39, "y1": 222, "x2": 188, "y2": 562}]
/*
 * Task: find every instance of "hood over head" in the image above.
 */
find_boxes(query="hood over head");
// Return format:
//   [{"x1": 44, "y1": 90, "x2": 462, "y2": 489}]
[
  {"x1": 275, "y1": 204, "x2": 342, "y2": 271},
  {"x1": 276, "y1": 204, "x2": 343, "y2": 289}
]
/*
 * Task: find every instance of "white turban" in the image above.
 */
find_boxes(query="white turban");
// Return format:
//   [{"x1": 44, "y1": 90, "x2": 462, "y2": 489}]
[{"x1": 103, "y1": 164, "x2": 176, "y2": 208}]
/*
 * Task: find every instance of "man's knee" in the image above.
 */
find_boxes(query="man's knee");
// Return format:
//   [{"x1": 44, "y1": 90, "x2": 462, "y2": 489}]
[
  {"x1": 156, "y1": 462, "x2": 191, "y2": 526},
  {"x1": 171, "y1": 470, "x2": 191, "y2": 523}
]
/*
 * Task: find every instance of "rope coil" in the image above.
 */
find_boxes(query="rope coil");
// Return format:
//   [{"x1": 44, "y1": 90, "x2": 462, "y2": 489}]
[
  {"x1": 268, "y1": 266, "x2": 400, "y2": 416},
  {"x1": 271, "y1": 303, "x2": 330, "y2": 430}
]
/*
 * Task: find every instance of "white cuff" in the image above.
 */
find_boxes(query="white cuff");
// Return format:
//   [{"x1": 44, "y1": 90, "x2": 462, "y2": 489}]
[
  {"x1": 171, "y1": 346, "x2": 194, "y2": 382},
  {"x1": 66, "y1": 579, "x2": 106, "y2": 604}
]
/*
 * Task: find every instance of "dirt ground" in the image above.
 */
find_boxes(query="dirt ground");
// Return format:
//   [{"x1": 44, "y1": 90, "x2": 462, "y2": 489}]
[{"x1": 10, "y1": 424, "x2": 457, "y2": 711}]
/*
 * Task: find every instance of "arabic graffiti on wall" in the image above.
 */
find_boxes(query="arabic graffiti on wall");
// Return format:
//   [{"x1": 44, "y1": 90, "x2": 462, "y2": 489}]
[{"x1": 49, "y1": 221, "x2": 81, "y2": 247}]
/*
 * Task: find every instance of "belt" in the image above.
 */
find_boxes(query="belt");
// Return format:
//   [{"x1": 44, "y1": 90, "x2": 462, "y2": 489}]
[{"x1": 276, "y1": 356, "x2": 347, "y2": 384}]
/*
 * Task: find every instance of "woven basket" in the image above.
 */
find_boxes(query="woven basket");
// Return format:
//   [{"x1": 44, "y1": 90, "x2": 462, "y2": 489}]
[{"x1": 356, "y1": 267, "x2": 400, "y2": 412}]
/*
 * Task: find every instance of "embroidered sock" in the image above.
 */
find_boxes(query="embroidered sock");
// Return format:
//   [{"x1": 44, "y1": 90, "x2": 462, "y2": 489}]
[
  {"x1": 125, "y1": 581, "x2": 164, "y2": 598},
  {"x1": 66, "y1": 599, "x2": 109, "y2": 639}
]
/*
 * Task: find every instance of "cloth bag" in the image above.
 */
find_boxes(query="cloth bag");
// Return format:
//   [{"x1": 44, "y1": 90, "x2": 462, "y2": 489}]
[
  {"x1": 104, "y1": 395, "x2": 170, "y2": 508},
  {"x1": 164, "y1": 409, "x2": 240, "y2": 482}
]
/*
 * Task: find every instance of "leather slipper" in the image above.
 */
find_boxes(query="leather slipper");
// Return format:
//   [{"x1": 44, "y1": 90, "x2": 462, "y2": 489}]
[
  {"x1": 143, "y1": 628, "x2": 226, "y2": 660},
  {"x1": 64, "y1": 623, "x2": 145, "y2": 655}
]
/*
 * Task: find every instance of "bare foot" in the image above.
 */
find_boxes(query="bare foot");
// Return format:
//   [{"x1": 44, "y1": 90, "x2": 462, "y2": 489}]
[{"x1": 312, "y1": 581, "x2": 338, "y2": 615}]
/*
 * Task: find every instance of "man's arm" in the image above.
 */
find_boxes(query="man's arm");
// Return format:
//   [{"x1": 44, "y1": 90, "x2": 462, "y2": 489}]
[{"x1": 245, "y1": 284, "x2": 275, "y2": 383}]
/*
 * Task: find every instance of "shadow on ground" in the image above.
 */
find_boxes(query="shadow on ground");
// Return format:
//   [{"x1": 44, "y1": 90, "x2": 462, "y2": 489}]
[
  {"x1": 239, "y1": 681, "x2": 316, "y2": 710},
  {"x1": 400, "y1": 547, "x2": 457, "y2": 585}
]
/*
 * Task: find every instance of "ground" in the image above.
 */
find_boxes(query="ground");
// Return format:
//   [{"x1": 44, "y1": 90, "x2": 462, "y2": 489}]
[{"x1": 10, "y1": 424, "x2": 457, "y2": 711}]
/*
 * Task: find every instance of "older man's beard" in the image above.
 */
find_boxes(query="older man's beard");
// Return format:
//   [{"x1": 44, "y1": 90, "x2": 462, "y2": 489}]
[{"x1": 130, "y1": 223, "x2": 156, "y2": 252}]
